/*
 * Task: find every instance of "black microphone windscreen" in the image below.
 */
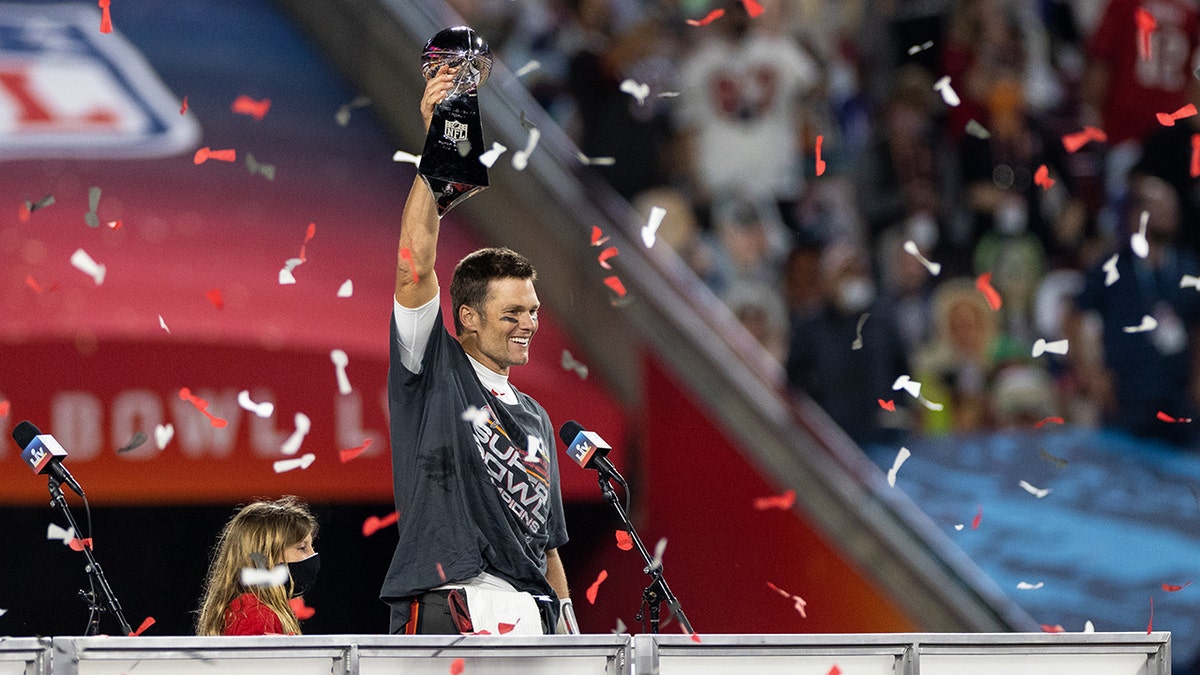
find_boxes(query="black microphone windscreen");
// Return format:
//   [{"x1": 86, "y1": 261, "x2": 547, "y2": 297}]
[
  {"x1": 558, "y1": 420, "x2": 584, "y2": 445},
  {"x1": 12, "y1": 421, "x2": 40, "y2": 449}
]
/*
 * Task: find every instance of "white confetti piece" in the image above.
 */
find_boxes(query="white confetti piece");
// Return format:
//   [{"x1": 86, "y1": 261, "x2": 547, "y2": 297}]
[
  {"x1": 613, "y1": 618, "x2": 627, "y2": 634},
  {"x1": 656, "y1": 91, "x2": 680, "y2": 99},
  {"x1": 461, "y1": 405, "x2": 491, "y2": 429},
  {"x1": 954, "y1": 523, "x2": 965, "y2": 531},
  {"x1": 240, "y1": 563, "x2": 289, "y2": 588},
  {"x1": 619, "y1": 78, "x2": 650, "y2": 105},
  {"x1": 154, "y1": 423, "x2": 174, "y2": 450},
  {"x1": 281, "y1": 412, "x2": 311, "y2": 455},
  {"x1": 902, "y1": 240, "x2": 941, "y2": 276},
  {"x1": 392, "y1": 150, "x2": 421, "y2": 166},
  {"x1": 337, "y1": 279, "x2": 354, "y2": 297},
  {"x1": 330, "y1": 349, "x2": 352, "y2": 395},
  {"x1": 1123, "y1": 315, "x2": 1158, "y2": 333},
  {"x1": 1132, "y1": 211, "x2": 1150, "y2": 259},
  {"x1": 1017, "y1": 581, "x2": 1045, "y2": 590},
  {"x1": 335, "y1": 95, "x2": 370, "y2": 127},
  {"x1": 273, "y1": 453, "x2": 315, "y2": 473},
  {"x1": 511, "y1": 127, "x2": 541, "y2": 171},
  {"x1": 1182, "y1": 274, "x2": 1200, "y2": 290},
  {"x1": 964, "y1": 119, "x2": 991, "y2": 139},
  {"x1": 278, "y1": 257, "x2": 303, "y2": 285},
  {"x1": 574, "y1": 150, "x2": 615, "y2": 166},
  {"x1": 158, "y1": 315, "x2": 170, "y2": 333},
  {"x1": 917, "y1": 396, "x2": 944, "y2": 411},
  {"x1": 70, "y1": 248, "x2": 106, "y2": 285},
  {"x1": 1018, "y1": 480, "x2": 1052, "y2": 498},
  {"x1": 892, "y1": 374, "x2": 922, "y2": 399},
  {"x1": 1103, "y1": 254, "x2": 1120, "y2": 287},
  {"x1": 514, "y1": 60, "x2": 541, "y2": 78},
  {"x1": 907, "y1": 40, "x2": 934, "y2": 55},
  {"x1": 642, "y1": 206, "x2": 666, "y2": 248},
  {"x1": 0, "y1": 608, "x2": 6, "y2": 618},
  {"x1": 886, "y1": 447, "x2": 911, "y2": 487},
  {"x1": 851, "y1": 312, "x2": 870, "y2": 350},
  {"x1": 1084, "y1": 620, "x2": 1095, "y2": 633},
  {"x1": 237, "y1": 390, "x2": 275, "y2": 418},
  {"x1": 1032, "y1": 338, "x2": 1069, "y2": 357},
  {"x1": 479, "y1": 141, "x2": 507, "y2": 168},
  {"x1": 933, "y1": 75, "x2": 961, "y2": 107},
  {"x1": 561, "y1": 349, "x2": 589, "y2": 379},
  {"x1": 649, "y1": 537, "x2": 668, "y2": 572},
  {"x1": 47, "y1": 522, "x2": 75, "y2": 545}
]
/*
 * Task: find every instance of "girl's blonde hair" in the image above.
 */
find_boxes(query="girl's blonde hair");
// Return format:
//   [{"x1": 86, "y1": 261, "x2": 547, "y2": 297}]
[{"x1": 195, "y1": 496, "x2": 318, "y2": 636}]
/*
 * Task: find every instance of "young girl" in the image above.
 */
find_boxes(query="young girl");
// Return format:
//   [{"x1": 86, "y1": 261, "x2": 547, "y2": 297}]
[{"x1": 196, "y1": 496, "x2": 320, "y2": 636}]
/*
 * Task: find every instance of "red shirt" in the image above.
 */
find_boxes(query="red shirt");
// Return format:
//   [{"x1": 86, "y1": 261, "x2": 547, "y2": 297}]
[{"x1": 223, "y1": 592, "x2": 284, "y2": 636}]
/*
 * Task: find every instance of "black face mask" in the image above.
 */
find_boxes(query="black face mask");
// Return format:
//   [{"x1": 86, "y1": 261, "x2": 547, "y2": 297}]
[{"x1": 288, "y1": 552, "x2": 320, "y2": 597}]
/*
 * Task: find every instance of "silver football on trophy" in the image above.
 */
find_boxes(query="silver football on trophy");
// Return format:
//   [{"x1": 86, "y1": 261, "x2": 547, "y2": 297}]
[{"x1": 421, "y1": 26, "x2": 492, "y2": 96}]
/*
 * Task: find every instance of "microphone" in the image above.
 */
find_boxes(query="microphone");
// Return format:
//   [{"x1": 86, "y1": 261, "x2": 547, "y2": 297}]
[
  {"x1": 558, "y1": 420, "x2": 626, "y2": 487},
  {"x1": 12, "y1": 421, "x2": 85, "y2": 497}
]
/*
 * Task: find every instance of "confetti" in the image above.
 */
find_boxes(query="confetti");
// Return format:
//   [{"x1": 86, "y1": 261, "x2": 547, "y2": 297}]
[
  {"x1": 1018, "y1": 480, "x2": 1052, "y2": 498},
  {"x1": 1136, "y1": 7, "x2": 1157, "y2": 61},
  {"x1": 154, "y1": 423, "x2": 174, "y2": 450},
  {"x1": 586, "y1": 569, "x2": 608, "y2": 604},
  {"x1": 1156, "y1": 103, "x2": 1197, "y2": 127},
  {"x1": 851, "y1": 312, "x2": 870, "y2": 350},
  {"x1": 1182, "y1": 274, "x2": 1200, "y2": 290},
  {"x1": 362, "y1": 510, "x2": 400, "y2": 537},
  {"x1": 686, "y1": 9, "x2": 725, "y2": 26},
  {"x1": 330, "y1": 349, "x2": 352, "y2": 395},
  {"x1": 281, "y1": 412, "x2": 312, "y2": 455},
  {"x1": 1084, "y1": 620, "x2": 1095, "y2": 632},
  {"x1": 902, "y1": 240, "x2": 941, "y2": 275},
  {"x1": 339, "y1": 438, "x2": 373, "y2": 463},
  {"x1": 47, "y1": 523, "x2": 75, "y2": 545},
  {"x1": 975, "y1": 272, "x2": 1002, "y2": 310},
  {"x1": 289, "y1": 597, "x2": 315, "y2": 619},
  {"x1": 0, "y1": 608, "x2": 8, "y2": 618},
  {"x1": 619, "y1": 79, "x2": 650, "y2": 106},
  {"x1": 461, "y1": 405, "x2": 491, "y2": 429},
  {"x1": 907, "y1": 41, "x2": 934, "y2": 55},
  {"x1": 650, "y1": 537, "x2": 667, "y2": 572},
  {"x1": 814, "y1": 134, "x2": 826, "y2": 176},
  {"x1": 399, "y1": 247, "x2": 418, "y2": 284},
  {"x1": 279, "y1": 257, "x2": 303, "y2": 285},
  {"x1": 604, "y1": 276, "x2": 627, "y2": 297},
  {"x1": 0, "y1": 400, "x2": 9, "y2": 417},
  {"x1": 246, "y1": 152, "x2": 276, "y2": 180},
  {"x1": 180, "y1": 96, "x2": 188, "y2": 115},
  {"x1": 826, "y1": 668, "x2": 842, "y2": 675},
  {"x1": 597, "y1": 246, "x2": 619, "y2": 270},
  {"x1": 25, "y1": 276, "x2": 57, "y2": 294},
  {"x1": 575, "y1": 150, "x2": 615, "y2": 166},
  {"x1": 642, "y1": 206, "x2": 666, "y2": 248},
  {"x1": 450, "y1": 658, "x2": 465, "y2": 675},
  {"x1": 241, "y1": 564, "x2": 289, "y2": 588},
  {"x1": 297, "y1": 222, "x2": 316, "y2": 261},
  {"x1": 1041, "y1": 624, "x2": 1065, "y2": 633},
  {"x1": 1034, "y1": 416, "x2": 1064, "y2": 428},
  {"x1": 437, "y1": 563, "x2": 447, "y2": 582},
  {"x1": 886, "y1": 447, "x2": 910, "y2": 487},
  {"x1": 98, "y1": 0, "x2": 112, "y2": 33},
  {"x1": 273, "y1": 453, "x2": 316, "y2": 473},
  {"x1": 878, "y1": 399, "x2": 896, "y2": 411},
  {"x1": 933, "y1": 75, "x2": 960, "y2": 107},
  {"x1": 1147, "y1": 596, "x2": 1154, "y2": 634},
  {"x1": 741, "y1": 0, "x2": 764, "y2": 17},
  {"x1": 1123, "y1": 315, "x2": 1158, "y2": 333},
  {"x1": 1163, "y1": 581, "x2": 1193, "y2": 592},
  {"x1": 19, "y1": 194, "x2": 55, "y2": 222},
  {"x1": 193, "y1": 147, "x2": 237, "y2": 164},
  {"x1": 392, "y1": 150, "x2": 421, "y2": 166},
  {"x1": 335, "y1": 96, "x2": 370, "y2": 126},
  {"x1": 117, "y1": 431, "x2": 147, "y2": 454},
  {"x1": 1032, "y1": 338, "x2": 1069, "y2": 357},
  {"x1": 1192, "y1": 135, "x2": 1200, "y2": 178},
  {"x1": 231, "y1": 95, "x2": 271, "y2": 120},
  {"x1": 514, "y1": 60, "x2": 541, "y2": 78},
  {"x1": 765, "y1": 582, "x2": 807, "y2": 617},
  {"x1": 753, "y1": 489, "x2": 796, "y2": 510},
  {"x1": 104, "y1": 219, "x2": 122, "y2": 230},
  {"x1": 337, "y1": 279, "x2": 354, "y2": 297},
  {"x1": 560, "y1": 349, "x2": 589, "y2": 379},
  {"x1": 1034, "y1": 164, "x2": 1055, "y2": 190},
  {"x1": 656, "y1": 91, "x2": 681, "y2": 99},
  {"x1": 591, "y1": 225, "x2": 610, "y2": 246},
  {"x1": 129, "y1": 616, "x2": 155, "y2": 636},
  {"x1": 206, "y1": 289, "x2": 224, "y2": 309},
  {"x1": 68, "y1": 535, "x2": 92, "y2": 550},
  {"x1": 237, "y1": 390, "x2": 275, "y2": 418},
  {"x1": 964, "y1": 119, "x2": 991, "y2": 139},
  {"x1": 70, "y1": 248, "x2": 106, "y2": 285},
  {"x1": 613, "y1": 618, "x2": 627, "y2": 634},
  {"x1": 1132, "y1": 210, "x2": 1150, "y2": 258},
  {"x1": 179, "y1": 387, "x2": 228, "y2": 428},
  {"x1": 615, "y1": 530, "x2": 633, "y2": 551},
  {"x1": 85, "y1": 186, "x2": 102, "y2": 228},
  {"x1": 498, "y1": 619, "x2": 520, "y2": 634},
  {"x1": 917, "y1": 395, "x2": 944, "y2": 412},
  {"x1": 479, "y1": 142, "x2": 507, "y2": 168},
  {"x1": 972, "y1": 505, "x2": 983, "y2": 530},
  {"x1": 1103, "y1": 254, "x2": 1120, "y2": 286},
  {"x1": 1040, "y1": 448, "x2": 1069, "y2": 469},
  {"x1": 1157, "y1": 411, "x2": 1193, "y2": 423},
  {"x1": 1062, "y1": 127, "x2": 1107, "y2": 153},
  {"x1": 892, "y1": 374, "x2": 922, "y2": 398},
  {"x1": 512, "y1": 126, "x2": 541, "y2": 171}
]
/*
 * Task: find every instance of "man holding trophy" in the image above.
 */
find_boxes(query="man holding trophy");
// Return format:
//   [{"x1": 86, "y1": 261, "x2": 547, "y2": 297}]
[{"x1": 381, "y1": 27, "x2": 578, "y2": 636}]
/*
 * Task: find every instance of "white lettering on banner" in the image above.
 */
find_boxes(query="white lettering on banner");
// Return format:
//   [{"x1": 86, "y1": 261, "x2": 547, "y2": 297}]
[
  {"x1": 50, "y1": 392, "x2": 103, "y2": 461},
  {"x1": 110, "y1": 390, "x2": 164, "y2": 461},
  {"x1": 335, "y1": 392, "x2": 383, "y2": 458},
  {"x1": 171, "y1": 389, "x2": 240, "y2": 459}
]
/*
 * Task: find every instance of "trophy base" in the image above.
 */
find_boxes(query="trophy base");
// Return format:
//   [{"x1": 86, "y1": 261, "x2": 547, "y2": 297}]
[{"x1": 420, "y1": 175, "x2": 488, "y2": 217}]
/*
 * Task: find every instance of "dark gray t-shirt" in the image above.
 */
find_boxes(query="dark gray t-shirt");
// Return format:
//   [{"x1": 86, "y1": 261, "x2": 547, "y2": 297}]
[{"x1": 381, "y1": 306, "x2": 568, "y2": 623}]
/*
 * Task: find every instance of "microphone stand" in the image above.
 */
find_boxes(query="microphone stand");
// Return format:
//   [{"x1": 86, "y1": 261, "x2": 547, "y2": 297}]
[
  {"x1": 596, "y1": 471, "x2": 693, "y2": 635},
  {"x1": 47, "y1": 478, "x2": 133, "y2": 636}
]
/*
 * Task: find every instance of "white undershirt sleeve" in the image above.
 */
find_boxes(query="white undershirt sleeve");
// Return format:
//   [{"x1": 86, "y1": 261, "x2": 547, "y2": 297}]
[{"x1": 393, "y1": 291, "x2": 441, "y2": 374}]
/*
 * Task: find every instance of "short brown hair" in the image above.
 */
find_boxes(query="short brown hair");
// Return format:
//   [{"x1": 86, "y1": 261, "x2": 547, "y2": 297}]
[{"x1": 449, "y1": 247, "x2": 537, "y2": 335}]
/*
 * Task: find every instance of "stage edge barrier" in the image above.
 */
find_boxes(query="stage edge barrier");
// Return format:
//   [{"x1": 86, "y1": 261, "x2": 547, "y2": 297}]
[{"x1": 0, "y1": 638, "x2": 50, "y2": 675}]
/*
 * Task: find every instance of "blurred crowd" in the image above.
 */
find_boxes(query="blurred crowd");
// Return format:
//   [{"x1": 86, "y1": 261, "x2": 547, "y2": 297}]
[{"x1": 446, "y1": 0, "x2": 1200, "y2": 449}]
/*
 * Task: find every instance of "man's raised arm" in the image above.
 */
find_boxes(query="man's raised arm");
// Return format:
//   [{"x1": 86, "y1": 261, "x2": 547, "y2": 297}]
[{"x1": 395, "y1": 66, "x2": 457, "y2": 309}]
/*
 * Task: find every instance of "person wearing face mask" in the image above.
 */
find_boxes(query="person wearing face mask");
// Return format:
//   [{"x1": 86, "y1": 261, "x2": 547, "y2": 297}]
[
  {"x1": 786, "y1": 240, "x2": 911, "y2": 446},
  {"x1": 195, "y1": 496, "x2": 319, "y2": 636}
]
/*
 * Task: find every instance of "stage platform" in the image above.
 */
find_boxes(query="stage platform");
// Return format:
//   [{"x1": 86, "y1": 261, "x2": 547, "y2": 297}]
[{"x1": 0, "y1": 632, "x2": 1170, "y2": 674}]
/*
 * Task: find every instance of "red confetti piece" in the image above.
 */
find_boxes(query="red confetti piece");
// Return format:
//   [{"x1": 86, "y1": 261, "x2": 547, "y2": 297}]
[
  {"x1": 1040, "y1": 624, "x2": 1065, "y2": 633},
  {"x1": 399, "y1": 247, "x2": 418, "y2": 284},
  {"x1": 1156, "y1": 103, "x2": 1197, "y2": 127},
  {"x1": 689, "y1": 631, "x2": 702, "y2": 643},
  {"x1": 752, "y1": 489, "x2": 796, "y2": 511},
  {"x1": 975, "y1": 272, "x2": 1002, "y2": 311},
  {"x1": 1034, "y1": 164, "x2": 1055, "y2": 190},
  {"x1": 765, "y1": 582, "x2": 808, "y2": 618},
  {"x1": 298, "y1": 222, "x2": 317, "y2": 261},
  {"x1": 590, "y1": 225, "x2": 610, "y2": 246},
  {"x1": 827, "y1": 667, "x2": 842, "y2": 675},
  {"x1": 179, "y1": 387, "x2": 228, "y2": 428},
  {"x1": 128, "y1": 616, "x2": 155, "y2": 636},
  {"x1": 193, "y1": 147, "x2": 237, "y2": 164},
  {"x1": 104, "y1": 220, "x2": 122, "y2": 231},
  {"x1": 586, "y1": 569, "x2": 608, "y2": 604},
  {"x1": 289, "y1": 597, "x2": 316, "y2": 620},
  {"x1": 450, "y1": 658, "x2": 465, "y2": 675},
  {"x1": 1136, "y1": 7, "x2": 1157, "y2": 61},
  {"x1": 1147, "y1": 596, "x2": 1154, "y2": 634},
  {"x1": 18, "y1": 203, "x2": 30, "y2": 222},
  {"x1": 180, "y1": 96, "x2": 188, "y2": 115},
  {"x1": 231, "y1": 95, "x2": 271, "y2": 121},
  {"x1": 615, "y1": 530, "x2": 633, "y2": 551},
  {"x1": 597, "y1": 246, "x2": 619, "y2": 270},
  {"x1": 1192, "y1": 135, "x2": 1200, "y2": 178},
  {"x1": 1157, "y1": 411, "x2": 1193, "y2": 423},
  {"x1": 971, "y1": 505, "x2": 983, "y2": 530},
  {"x1": 436, "y1": 562, "x2": 447, "y2": 582},
  {"x1": 1062, "y1": 126, "x2": 1107, "y2": 153},
  {"x1": 0, "y1": 400, "x2": 9, "y2": 417},
  {"x1": 68, "y1": 537, "x2": 94, "y2": 551},
  {"x1": 878, "y1": 399, "x2": 896, "y2": 411},
  {"x1": 1034, "y1": 416, "x2": 1065, "y2": 428},
  {"x1": 362, "y1": 511, "x2": 400, "y2": 537},
  {"x1": 814, "y1": 135, "x2": 826, "y2": 176},
  {"x1": 498, "y1": 619, "x2": 519, "y2": 634},
  {"x1": 339, "y1": 438, "x2": 373, "y2": 463},
  {"x1": 206, "y1": 289, "x2": 224, "y2": 309},
  {"x1": 741, "y1": 0, "x2": 764, "y2": 17},
  {"x1": 1163, "y1": 581, "x2": 1193, "y2": 592},
  {"x1": 686, "y1": 9, "x2": 725, "y2": 26},
  {"x1": 97, "y1": 0, "x2": 112, "y2": 33},
  {"x1": 25, "y1": 276, "x2": 53, "y2": 294},
  {"x1": 603, "y1": 276, "x2": 627, "y2": 297}
]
